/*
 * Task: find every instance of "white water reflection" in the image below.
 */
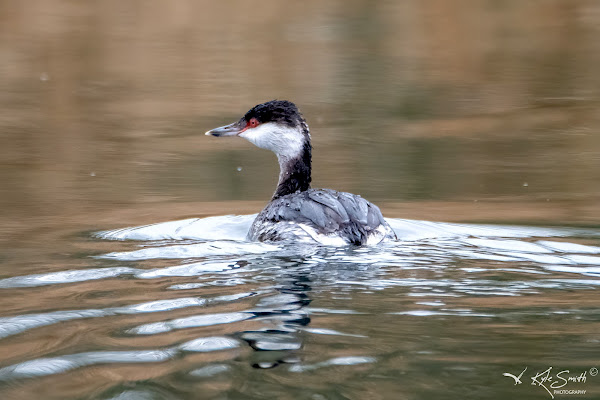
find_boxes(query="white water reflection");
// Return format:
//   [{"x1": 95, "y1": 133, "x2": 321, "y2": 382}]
[
  {"x1": 0, "y1": 336, "x2": 240, "y2": 380},
  {"x1": 136, "y1": 260, "x2": 239, "y2": 278},
  {"x1": 0, "y1": 293, "x2": 257, "y2": 339},
  {"x1": 288, "y1": 356, "x2": 376, "y2": 373},
  {"x1": 0, "y1": 215, "x2": 597, "y2": 307},
  {"x1": 96, "y1": 215, "x2": 255, "y2": 241},
  {"x1": 0, "y1": 267, "x2": 141, "y2": 288},
  {"x1": 130, "y1": 312, "x2": 252, "y2": 335},
  {"x1": 97, "y1": 216, "x2": 596, "y2": 243},
  {"x1": 0, "y1": 310, "x2": 108, "y2": 339},
  {"x1": 537, "y1": 241, "x2": 600, "y2": 253},
  {"x1": 100, "y1": 240, "x2": 280, "y2": 260},
  {"x1": 92, "y1": 216, "x2": 600, "y2": 270}
]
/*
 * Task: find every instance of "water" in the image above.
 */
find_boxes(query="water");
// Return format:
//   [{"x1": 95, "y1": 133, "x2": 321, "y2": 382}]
[
  {"x1": 0, "y1": 216, "x2": 599, "y2": 399},
  {"x1": 2, "y1": 1, "x2": 600, "y2": 399}
]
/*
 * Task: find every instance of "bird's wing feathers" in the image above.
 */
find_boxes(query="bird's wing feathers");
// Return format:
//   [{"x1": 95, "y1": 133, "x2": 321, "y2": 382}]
[{"x1": 254, "y1": 189, "x2": 394, "y2": 244}]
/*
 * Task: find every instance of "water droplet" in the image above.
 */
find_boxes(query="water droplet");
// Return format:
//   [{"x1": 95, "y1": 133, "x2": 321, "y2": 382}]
[
  {"x1": 40, "y1": 73, "x2": 49, "y2": 81},
  {"x1": 90, "y1": 172, "x2": 96, "y2": 177},
  {"x1": 236, "y1": 167, "x2": 242, "y2": 172},
  {"x1": 523, "y1": 182, "x2": 528, "y2": 187}
]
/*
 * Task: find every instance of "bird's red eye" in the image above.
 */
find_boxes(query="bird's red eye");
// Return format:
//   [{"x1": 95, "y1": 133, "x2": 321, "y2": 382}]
[{"x1": 248, "y1": 118, "x2": 259, "y2": 128}]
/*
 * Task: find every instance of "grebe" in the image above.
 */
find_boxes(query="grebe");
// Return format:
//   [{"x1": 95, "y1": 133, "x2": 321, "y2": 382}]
[{"x1": 205, "y1": 100, "x2": 397, "y2": 246}]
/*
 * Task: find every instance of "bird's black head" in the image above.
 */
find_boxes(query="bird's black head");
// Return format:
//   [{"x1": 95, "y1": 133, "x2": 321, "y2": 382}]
[
  {"x1": 243, "y1": 100, "x2": 305, "y2": 129},
  {"x1": 205, "y1": 99, "x2": 311, "y2": 161}
]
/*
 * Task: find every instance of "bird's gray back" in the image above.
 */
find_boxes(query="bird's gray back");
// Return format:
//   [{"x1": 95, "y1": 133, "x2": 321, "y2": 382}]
[{"x1": 248, "y1": 189, "x2": 396, "y2": 245}]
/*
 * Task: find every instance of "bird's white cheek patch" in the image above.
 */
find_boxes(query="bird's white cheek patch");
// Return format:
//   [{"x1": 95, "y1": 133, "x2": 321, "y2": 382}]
[{"x1": 239, "y1": 123, "x2": 304, "y2": 159}]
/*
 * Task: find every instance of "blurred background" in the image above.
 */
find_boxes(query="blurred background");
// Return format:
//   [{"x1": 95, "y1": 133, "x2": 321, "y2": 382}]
[{"x1": 1, "y1": 0, "x2": 599, "y2": 238}]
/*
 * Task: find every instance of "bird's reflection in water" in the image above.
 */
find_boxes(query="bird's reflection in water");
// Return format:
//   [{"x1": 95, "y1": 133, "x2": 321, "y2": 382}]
[{"x1": 238, "y1": 267, "x2": 313, "y2": 369}]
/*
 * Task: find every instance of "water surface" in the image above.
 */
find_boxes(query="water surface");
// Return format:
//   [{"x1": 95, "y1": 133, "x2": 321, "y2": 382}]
[
  {"x1": 0, "y1": 216, "x2": 599, "y2": 399},
  {"x1": 1, "y1": 1, "x2": 600, "y2": 399}
]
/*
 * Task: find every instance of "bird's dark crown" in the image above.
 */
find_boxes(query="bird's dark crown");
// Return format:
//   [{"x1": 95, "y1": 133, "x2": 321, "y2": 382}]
[{"x1": 243, "y1": 100, "x2": 304, "y2": 128}]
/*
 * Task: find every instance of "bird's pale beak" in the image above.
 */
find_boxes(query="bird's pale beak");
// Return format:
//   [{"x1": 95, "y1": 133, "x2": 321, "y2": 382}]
[{"x1": 205, "y1": 121, "x2": 244, "y2": 137}]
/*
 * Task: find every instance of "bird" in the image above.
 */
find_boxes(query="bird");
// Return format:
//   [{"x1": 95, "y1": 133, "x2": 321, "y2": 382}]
[{"x1": 205, "y1": 100, "x2": 397, "y2": 246}]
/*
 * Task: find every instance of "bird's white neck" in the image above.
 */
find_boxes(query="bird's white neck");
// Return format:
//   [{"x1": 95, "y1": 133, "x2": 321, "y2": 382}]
[
  {"x1": 239, "y1": 122, "x2": 306, "y2": 160},
  {"x1": 238, "y1": 122, "x2": 312, "y2": 199}
]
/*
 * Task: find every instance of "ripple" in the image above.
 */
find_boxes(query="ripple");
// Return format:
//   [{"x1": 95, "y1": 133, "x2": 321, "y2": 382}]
[
  {"x1": 0, "y1": 267, "x2": 140, "y2": 288},
  {"x1": 96, "y1": 215, "x2": 255, "y2": 241},
  {"x1": 448, "y1": 250, "x2": 520, "y2": 262},
  {"x1": 0, "y1": 310, "x2": 108, "y2": 339},
  {"x1": 113, "y1": 297, "x2": 207, "y2": 314},
  {"x1": 178, "y1": 336, "x2": 240, "y2": 352},
  {"x1": 390, "y1": 309, "x2": 494, "y2": 317},
  {"x1": 307, "y1": 308, "x2": 365, "y2": 314},
  {"x1": 129, "y1": 312, "x2": 252, "y2": 335},
  {"x1": 0, "y1": 350, "x2": 175, "y2": 380},
  {"x1": 537, "y1": 241, "x2": 600, "y2": 254},
  {"x1": 288, "y1": 356, "x2": 376, "y2": 372},
  {"x1": 189, "y1": 364, "x2": 231, "y2": 377},
  {"x1": 88, "y1": 216, "x2": 600, "y2": 281},
  {"x1": 543, "y1": 265, "x2": 600, "y2": 276},
  {"x1": 104, "y1": 389, "x2": 172, "y2": 400},
  {"x1": 136, "y1": 260, "x2": 238, "y2": 278},
  {"x1": 100, "y1": 241, "x2": 279, "y2": 260},
  {"x1": 493, "y1": 252, "x2": 573, "y2": 265},
  {"x1": 0, "y1": 336, "x2": 240, "y2": 380},
  {"x1": 300, "y1": 327, "x2": 367, "y2": 338},
  {"x1": 461, "y1": 239, "x2": 554, "y2": 253},
  {"x1": 240, "y1": 331, "x2": 302, "y2": 351},
  {"x1": 0, "y1": 294, "x2": 252, "y2": 339},
  {"x1": 97, "y1": 215, "x2": 599, "y2": 248},
  {"x1": 564, "y1": 255, "x2": 600, "y2": 265},
  {"x1": 387, "y1": 219, "x2": 594, "y2": 241}
]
